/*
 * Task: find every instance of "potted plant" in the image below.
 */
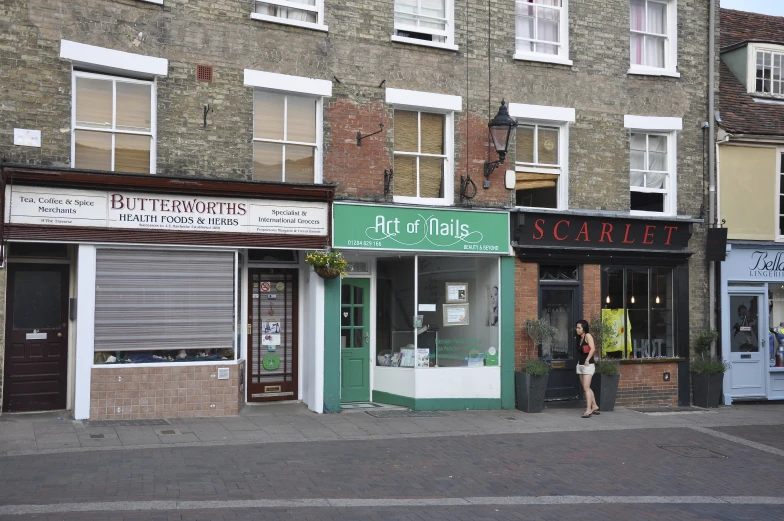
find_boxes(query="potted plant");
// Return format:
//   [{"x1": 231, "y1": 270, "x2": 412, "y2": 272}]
[
  {"x1": 588, "y1": 314, "x2": 621, "y2": 411},
  {"x1": 304, "y1": 248, "x2": 350, "y2": 279},
  {"x1": 515, "y1": 319, "x2": 557, "y2": 413},
  {"x1": 591, "y1": 359, "x2": 620, "y2": 411},
  {"x1": 690, "y1": 329, "x2": 726, "y2": 408}
]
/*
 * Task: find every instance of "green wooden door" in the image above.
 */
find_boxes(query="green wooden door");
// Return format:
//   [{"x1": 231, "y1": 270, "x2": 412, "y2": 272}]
[{"x1": 340, "y1": 278, "x2": 370, "y2": 403}]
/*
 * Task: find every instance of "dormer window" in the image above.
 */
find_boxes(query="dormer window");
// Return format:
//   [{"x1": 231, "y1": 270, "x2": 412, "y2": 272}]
[{"x1": 756, "y1": 50, "x2": 784, "y2": 94}]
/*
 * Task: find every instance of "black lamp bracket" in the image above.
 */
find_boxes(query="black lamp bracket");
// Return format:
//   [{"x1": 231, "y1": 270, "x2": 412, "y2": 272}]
[
  {"x1": 483, "y1": 159, "x2": 503, "y2": 189},
  {"x1": 357, "y1": 123, "x2": 384, "y2": 146}
]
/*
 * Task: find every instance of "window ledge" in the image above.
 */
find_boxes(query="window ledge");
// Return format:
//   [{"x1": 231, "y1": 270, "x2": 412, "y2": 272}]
[
  {"x1": 250, "y1": 13, "x2": 328, "y2": 32},
  {"x1": 619, "y1": 357, "x2": 685, "y2": 365},
  {"x1": 137, "y1": 0, "x2": 163, "y2": 4},
  {"x1": 627, "y1": 67, "x2": 680, "y2": 78},
  {"x1": 393, "y1": 195, "x2": 453, "y2": 206},
  {"x1": 390, "y1": 35, "x2": 458, "y2": 52},
  {"x1": 513, "y1": 52, "x2": 573, "y2": 67},
  {"x1": 92, "y1": 359, "x2": 243, "y2": 369}
]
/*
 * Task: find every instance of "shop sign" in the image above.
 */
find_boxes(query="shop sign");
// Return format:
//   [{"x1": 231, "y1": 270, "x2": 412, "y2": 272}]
[
  {"x1": 5, "y1": 186, "x2": 328, "y2": 236},
  {"x1": 512, "y1": 212, "x2": 691, "y2": 251},
  {"x1": 725, "y1": 248, "x2": 784, "y2": 280},
  {"x1": 332, "y1": 203, "x2": 510, "y2": 253},
  {"x1": 706, "y1": 227, "x2": 728, "y2": 261}
]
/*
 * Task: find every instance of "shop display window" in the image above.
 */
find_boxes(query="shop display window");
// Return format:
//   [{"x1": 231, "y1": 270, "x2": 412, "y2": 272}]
[
  {"x1": 375, "y1": 255, "x2": 500, "y2": 368},
  {"x1": 601, "y1": 266, "x2": 674, "y2": 359},
  {"x1": 768, "y1": 284, "x2": 784, "y2": 367},
  {"x1": 93, "y1": 248, "x2": 237, "y2": 364}
]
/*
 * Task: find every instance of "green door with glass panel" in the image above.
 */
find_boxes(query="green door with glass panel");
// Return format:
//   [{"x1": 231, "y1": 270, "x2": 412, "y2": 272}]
[{"x1": 341, "y1": 278, "x2": 370, "y2": 403}]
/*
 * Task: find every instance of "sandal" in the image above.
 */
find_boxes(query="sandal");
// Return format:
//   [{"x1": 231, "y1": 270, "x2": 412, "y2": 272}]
[
  {"x1": 591, "y1": 409, "x2": 600, "y2": 415},
  {"x1": 581, "y1": 412, "x2": 592, "y2": 418}
]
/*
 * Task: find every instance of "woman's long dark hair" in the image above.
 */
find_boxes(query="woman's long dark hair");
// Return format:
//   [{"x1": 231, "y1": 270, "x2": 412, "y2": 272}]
[{"x1": 575, "y1": 319, "x2": 590, "y2": 338}]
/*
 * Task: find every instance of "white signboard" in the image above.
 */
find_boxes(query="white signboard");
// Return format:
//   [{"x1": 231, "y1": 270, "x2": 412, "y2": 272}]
[{"x1": 5, "y1": 186, "x2": 329, "y2": 236}]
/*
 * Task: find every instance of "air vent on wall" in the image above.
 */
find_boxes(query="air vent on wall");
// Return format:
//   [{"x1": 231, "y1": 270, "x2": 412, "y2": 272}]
[{"x1": 197, "y1": 65, "x2": 213, "y2": 82}]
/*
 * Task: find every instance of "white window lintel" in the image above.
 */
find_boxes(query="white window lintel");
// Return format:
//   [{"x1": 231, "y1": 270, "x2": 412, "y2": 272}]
[
  {"x1": 60, "y1": 40, "x2": 168, "y2": 77},
  {"x1": 243, "y1": 69, "x2": 332, "y2": 97},
  {"x1": 624, "y1": 115, "x2": 682, "y2": 131},
  {"x1": 386, "y1": 88, "x2": 462, "y2": 112},
  {"x1": 509, "y1": 103, "x2": 575, "y2": 123}
]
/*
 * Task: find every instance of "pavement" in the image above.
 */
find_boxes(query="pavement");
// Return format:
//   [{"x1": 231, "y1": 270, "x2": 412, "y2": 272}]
[
  {"x1": 1, "y1": 402, "x2": 784, "y2": 520},
  {"x1": 0, "y1": 402, "x2": 783, "y2": 456}
]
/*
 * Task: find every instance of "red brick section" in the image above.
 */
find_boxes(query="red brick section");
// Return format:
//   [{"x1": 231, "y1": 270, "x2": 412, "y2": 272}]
[
  {"x1": 90, "y1": 362, "x2": 245, "y2": 419},
  {"x1": 616, "y1": 362, "x2": 679, "y2": 407},
  {"x1": 455, "y1": 112, "x2": 510, "y2": 206},
  {"x1": 324, "y1": 99, "x2": 391, "y2": 200},
  {"x1": 582, "y1": 264, "x2": 601, "y2": 324},
  {"x1": 514, "y1": 258, "x2": 539, "y2": 371}
]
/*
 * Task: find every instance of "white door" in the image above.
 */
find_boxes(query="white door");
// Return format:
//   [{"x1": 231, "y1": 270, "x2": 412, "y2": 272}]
[{"x1": 727, "y1": 292, "x2": 767, "y2": 398}]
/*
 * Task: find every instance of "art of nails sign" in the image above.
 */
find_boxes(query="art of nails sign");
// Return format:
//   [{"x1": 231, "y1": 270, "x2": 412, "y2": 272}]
[
  {"x1": 332, "y1": 203, "x2": 510, "y2": 253},
  {"x1": 5, "y1": 186, "x2": 328, "y2": 236}
]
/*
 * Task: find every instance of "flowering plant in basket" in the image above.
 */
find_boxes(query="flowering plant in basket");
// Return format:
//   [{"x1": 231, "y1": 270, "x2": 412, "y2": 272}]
[{"x1": 305, "y1": 248, "x2": 350, "y2": 279}]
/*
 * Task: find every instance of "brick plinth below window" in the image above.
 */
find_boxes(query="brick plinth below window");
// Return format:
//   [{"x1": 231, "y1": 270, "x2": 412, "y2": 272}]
[
  {"x1": 90, "y1": 362, "x2": 245, "y2": 419},
  {"x1": 616, "y1": 361, "x2": 679, "y2": 407}
]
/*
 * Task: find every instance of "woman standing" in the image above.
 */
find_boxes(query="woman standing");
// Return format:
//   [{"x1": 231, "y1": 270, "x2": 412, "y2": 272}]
[{"x1": 575, "y1": 320, "x2": 599, "y2": 418}]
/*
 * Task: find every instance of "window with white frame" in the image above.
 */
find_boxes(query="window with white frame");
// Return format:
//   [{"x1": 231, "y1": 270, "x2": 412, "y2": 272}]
[
  {"x1": 252, "y1": 0, "x2": 326, "y2": 31},
  {"x1": 72, "y1": 71, "x2": 155, "y2": 174},
  {"x1": 515, "y1": 0, "x2": 570, "y2": 64},
  {"x1": 388, "y1": 88, "x2": 459, "y2": 205},
  {"x1": 629, "y1": 0, "x2": 677, "y2": 75},
  {"x1": 510, "y1": 103, "x2": 573, "y2": 210},
  {"x1": 756, "y1": 49, "x2": 784, "y2": 94},
  {"x1": 779, "y1": 152, "x2": 784, "y2": 236},
  {"x1": 253, "y1": 91, "x2": 318, "y2": 183},
  {"x1": 393, "y1": 0, "x2": 455, "y2": 49},
  {"x1": 630, "y1": 132, "x2": 673, "y2": 213}
]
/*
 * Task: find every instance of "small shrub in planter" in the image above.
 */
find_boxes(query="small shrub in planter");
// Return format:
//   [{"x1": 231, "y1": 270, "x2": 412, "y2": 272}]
[
  {"x1": 691, "y1": 356, "x2": 729, "y2": 408},
  {"x1": 590, "y1": 359, "x2": 620, "y2": 412},
  {"x1": 515, "y1": 359, "x2": 551, "y2": 413}
]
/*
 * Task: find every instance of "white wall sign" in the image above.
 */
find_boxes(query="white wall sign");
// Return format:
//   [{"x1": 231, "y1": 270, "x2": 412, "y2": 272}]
[
  {"x1": 5, "y1": 186, "x2": 329, "y2": 236},
  {"x1": 724, "y1": 247, "x2": 784, "y2": 281},
  {"x1": 14, "y1": 129, "x2": 41, "y2": 147}
]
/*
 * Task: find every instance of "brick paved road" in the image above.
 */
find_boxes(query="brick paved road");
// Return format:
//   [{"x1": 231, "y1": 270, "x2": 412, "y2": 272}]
[
  {"x1": 1, "y1": 424, "x2": 783, "y2": 521},
  {"x1": 710, "y1": 424, "x2": 784, "y2": 451}
]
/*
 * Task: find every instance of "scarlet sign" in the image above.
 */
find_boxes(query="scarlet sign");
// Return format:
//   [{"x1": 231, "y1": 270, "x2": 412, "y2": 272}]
[{"x1": 513, "y1": 212, "x2": 692, "y2": 251}]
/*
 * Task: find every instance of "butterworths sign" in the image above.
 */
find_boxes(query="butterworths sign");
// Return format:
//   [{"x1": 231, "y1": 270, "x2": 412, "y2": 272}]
[
  {"x1": 513, "y1": 212, "x2": 692, "y2": 251},
  {"x1": 5, "y1": 186, "x2": 328, "y2": 236}
]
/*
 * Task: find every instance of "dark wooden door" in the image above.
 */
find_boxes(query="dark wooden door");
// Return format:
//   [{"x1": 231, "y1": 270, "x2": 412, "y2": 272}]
[
  {"x1": 540, "y1": 286, "x2": 579, "y2": 400},
  {"x1": 3, "y1": 264, "x2": 69, "y2": 412},
  {"x1": 247, "y1": 268, "x2": 298, "y2": 402}
]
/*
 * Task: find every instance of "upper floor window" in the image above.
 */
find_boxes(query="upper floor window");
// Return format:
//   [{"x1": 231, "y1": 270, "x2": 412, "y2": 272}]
[
  {"x1": 756, "y1": 50, "x2": 784, "y2": 94},
  {"x1": 253, "y1": 91, "x2": 319, "y2": 183},
  {"x1": 387, "y1": 88, "x2": 460, "y2": 205},
  {"x1": 779, "y1": 152, "x2": 784, "y2": 236},
  {"x1": 510, "y1": 103, "x2": 574, "y2": 210},
  {"x1": 252, "y1": 0, "x2": 328, "y2": 32},
  {"x1": 392, "y1": 0, "x2": 457, "y2": 51},
  {"x1": 72, "y1": 71, "x2": 155, "y2": 174},
  {"x1": 515, "y1": 0, "x2": 571, "y2": 66},
  {"x1": 629, "y1": 0, "x2": 678, "y2": 77},
  {"x1": 625, "y1": 115, "x2": 680, "y2": 215}
]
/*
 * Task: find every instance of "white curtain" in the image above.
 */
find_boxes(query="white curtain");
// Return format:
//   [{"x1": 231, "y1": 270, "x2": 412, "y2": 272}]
[
  {"x1": 646, "y1": 135, "x2": 667, "y2": 189},
  {"x1": 256, "y1": 1, "x2": 316, "y2": 23},
  {"x1": 536, "y1": 4, "x2": 559, "y2": 54}
]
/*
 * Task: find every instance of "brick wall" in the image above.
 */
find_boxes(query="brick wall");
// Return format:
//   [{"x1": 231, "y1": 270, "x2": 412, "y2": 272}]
[
  {"x1": 514, "y1": 258, "x2": 539, "y2": 371},
  {"x1": 582, "y1": 264, "x2": 601, "y2": 325},
  {"x1": 616, "y1": 361, "x2": 679, "y2": 408},
  {"x1": 90, "y1": 362, "x2": 244, "y2": 420}
]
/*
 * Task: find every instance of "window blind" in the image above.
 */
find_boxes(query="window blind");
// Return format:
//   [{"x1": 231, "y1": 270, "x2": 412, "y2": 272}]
[{"x1": 94, "y1": 249, "x2": 235, "y2": 352}]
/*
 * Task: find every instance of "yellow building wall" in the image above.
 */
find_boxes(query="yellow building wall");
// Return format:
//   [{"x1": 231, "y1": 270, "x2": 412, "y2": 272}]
[{"x1": 719, "y1": 145, "x2": 778, "y2": 240}]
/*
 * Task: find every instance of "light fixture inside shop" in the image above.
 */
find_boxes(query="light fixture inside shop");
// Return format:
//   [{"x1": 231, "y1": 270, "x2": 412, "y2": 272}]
[
  {"x1": 483, "y1": 100, "x2": 517, "y2": 189},
  {"x1": 630, "y1": 272, "x2": 635, "y2": 305},
  {"x1": 655, "y1": 269, "x2": 660, "y2": 304}
]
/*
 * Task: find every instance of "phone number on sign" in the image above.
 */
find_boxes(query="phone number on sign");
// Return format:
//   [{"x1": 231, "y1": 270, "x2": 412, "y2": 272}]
[
  {"x1": 347, "y1": 240, "x2": 383, "y2": 247},
  {"x1": 463, "y1": 244, "x2": 499, "y2": 251}
]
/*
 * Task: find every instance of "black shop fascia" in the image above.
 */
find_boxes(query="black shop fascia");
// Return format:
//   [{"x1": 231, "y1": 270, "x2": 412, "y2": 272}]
[{"x1": 510, "y1": 209, "x2": 699, "y2": 266}]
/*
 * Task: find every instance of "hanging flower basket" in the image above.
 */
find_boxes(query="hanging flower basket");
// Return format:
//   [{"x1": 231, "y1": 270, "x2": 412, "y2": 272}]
[
  {"x1": 314, "y1": 266, "x2": 342, "y2": 280},
  {"x1": 305, "y1": 248, "x2": 350, "y2": 279}
]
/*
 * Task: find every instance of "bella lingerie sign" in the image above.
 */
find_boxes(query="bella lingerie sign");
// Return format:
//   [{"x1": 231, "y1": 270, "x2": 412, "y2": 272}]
[
  {"x1": 512, "y1": 212, "x2": 692, "y2": 251},
  {"x1": 4, "y1": 186, "x2": 329, "y2": 236}
]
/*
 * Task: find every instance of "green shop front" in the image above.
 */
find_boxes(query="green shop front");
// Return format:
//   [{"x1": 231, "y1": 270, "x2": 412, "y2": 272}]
[{"x1": 323, "y1": 202, "x2": 515, "y2": 412}]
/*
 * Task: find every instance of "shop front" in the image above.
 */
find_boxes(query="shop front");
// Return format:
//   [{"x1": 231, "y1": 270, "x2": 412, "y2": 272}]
[
  {"x1": 720, "y1": 244, "x2": 784, "y2": 404},
  {"x1": 512, "y1": 209, "x2": 697, "y2": 407},
  {"x1": 0, "y1": 165, "x2": 334, "y2": 418},
  {"x1": 326, "y1": 202, "x2": 515, "y2": 411}
]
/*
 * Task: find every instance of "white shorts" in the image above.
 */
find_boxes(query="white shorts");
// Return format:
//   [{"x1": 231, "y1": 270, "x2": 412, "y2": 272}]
[{"x1": 576, "y1": 364, "x2": 595, "y2": 375}]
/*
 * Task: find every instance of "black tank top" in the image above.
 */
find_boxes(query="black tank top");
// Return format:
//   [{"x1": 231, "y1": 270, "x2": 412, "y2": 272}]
[{"x1": 578, "y1": 337, "x2": 594, "y2": 365}]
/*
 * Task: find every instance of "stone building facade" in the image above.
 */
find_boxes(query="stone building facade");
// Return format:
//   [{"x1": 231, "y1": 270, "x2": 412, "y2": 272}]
[{"x1": 0, "y1": 0, "x2": 712, "y2": 414}]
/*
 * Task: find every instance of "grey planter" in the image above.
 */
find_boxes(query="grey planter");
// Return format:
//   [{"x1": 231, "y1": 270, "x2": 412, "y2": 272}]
[
  {"x1": 515, "y1": 371, "x2": 548, "y2": 413},
  {"x1": 590, "y1": 373, "x2": 620, "y2": 412},
  {"x1": 692, "y1": 372, "x2": 723, "y2": 408}
]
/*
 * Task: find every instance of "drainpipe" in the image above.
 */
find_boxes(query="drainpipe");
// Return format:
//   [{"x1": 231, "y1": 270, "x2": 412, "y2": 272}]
[{"x1": 708, "y1": 0, "x2": 717, "y2": 355}]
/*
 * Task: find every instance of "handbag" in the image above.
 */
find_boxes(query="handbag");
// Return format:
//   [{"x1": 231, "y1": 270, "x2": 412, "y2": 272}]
[{"x1": 582, "y1": 343, "x2": 590, "y2": 354}]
